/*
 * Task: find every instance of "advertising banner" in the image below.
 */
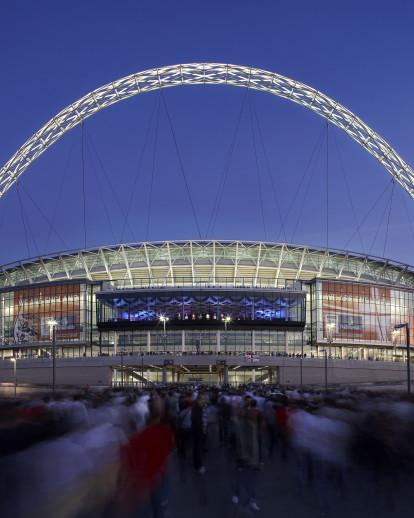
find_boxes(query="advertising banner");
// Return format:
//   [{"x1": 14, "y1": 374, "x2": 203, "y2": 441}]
[
  {"x1": 13, "y1": 284, "x2": 81, "y2": 343},
  {"x1": 322, "y1": 282, "x2": 391, "y2": 343}
]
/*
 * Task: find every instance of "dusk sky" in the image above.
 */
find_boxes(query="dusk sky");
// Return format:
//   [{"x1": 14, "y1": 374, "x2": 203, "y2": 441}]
[{"x1": 1, "y1": 0, "x2": 413, "y2": 267}]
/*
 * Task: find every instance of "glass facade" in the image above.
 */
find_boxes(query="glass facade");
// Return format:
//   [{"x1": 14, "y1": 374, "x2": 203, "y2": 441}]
[
  {"x1": 313, "y1": 279, "x2": 414, "y2": 360},
  {"x1": 0, "y1": 267, "x2": 413, "y2": 364},
  {"x1": 96, "y1": 287, "x2": 306, "y2": 325},
  {"x1": 98, "y1": 328, "x2": 303, "y2": 355},
  {"x1": 0, "y1": 281, "x2": 96, "y2": 357}
]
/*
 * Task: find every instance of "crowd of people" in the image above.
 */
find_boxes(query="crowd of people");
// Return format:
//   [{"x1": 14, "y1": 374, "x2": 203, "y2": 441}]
[{"x1": 1, "y1": 383, "x2": 414, "y2": 517}]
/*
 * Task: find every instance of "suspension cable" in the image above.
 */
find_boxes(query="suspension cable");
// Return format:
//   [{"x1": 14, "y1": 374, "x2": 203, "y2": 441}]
[
  {"x1": 83, "y1": 126, "x2": 137, "y2": 242},
  {"x1": 17, "y1": 182, "x2": 69, "y2": 250},
  {"x1": 16, "y1": 182, "x2": 41, "y2": 257},
  {"x1": 146, "y1": 93, "x2": 161, "y2": 241},
  {"x1": 290, "y1": 135, "x2": 325, "y2": 243},
  {"x1": 0, "y1": 189, "x2": 11, "y2": 234},
  {"x1": 249, "y1": 93, "x2": 287, "y2": 242},
  {"x1": 83, "y1": 131, "x2": 116, "y2": 244},
  {"x1": 332, "y1": 128, "x2": 365, "y2": 254},
  {"x1": 344, "y1": 179, "x2": 393, "y2": 250},
  {"x1": 402, "y1": 192, "x2": 414, "y2": 242},
  {"x1": 248, "y1": 91, "x2": 267, "y2": 241},
  {"x1": 326, "y1": 121, "x2": 329, "y2": 249},
  {"x1": 368, "y1": 183, "x2": 393, "y2": 256},
  {"x1": 208, "y1": 88, "x2": 248, "y2": 238},
  {"x1": 44, "y1": 130, "x2": 77, "y2": 253},
  {"x1": 160, "y1": 89, "x2": 201, "y2": 239},
  {"x1": 276, "y1": 122, "x2": 326, "y2": 242},
  {"x1": 383, "y1": 180, "x2": 395, "y2": 257},
  {"x1": 121, "y1": 91, "x2": 161, "y2": 243},
  {"x1": 16, "y1": 182, "x2": 30, "y2": 258},
  {"x1": 81, "y1": 122, "x2": 87, "y2": 249}
]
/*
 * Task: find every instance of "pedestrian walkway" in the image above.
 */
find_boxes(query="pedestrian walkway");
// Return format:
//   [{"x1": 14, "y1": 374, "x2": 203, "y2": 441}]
[{"x1": 156, "y1": 423, "x2": 414, "y2": 518}]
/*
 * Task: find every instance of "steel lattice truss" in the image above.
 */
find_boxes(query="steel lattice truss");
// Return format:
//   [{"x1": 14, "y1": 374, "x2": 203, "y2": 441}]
[
  {"x1": 1, "y1": 63, "x2": 414, "y2": 200},
  {"x1": 1, "y1": 240, "x2": 413, "y2": 290}
]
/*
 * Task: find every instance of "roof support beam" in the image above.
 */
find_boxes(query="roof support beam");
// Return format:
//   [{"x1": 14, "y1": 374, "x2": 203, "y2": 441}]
[
  {"x1": 100, "y1": 248, "x2": 112, "y2": 281},
  {"x1": 120, "y1": 245, "x2": 133, "y2": 287},
  {"x1": 78, "y1": 252, "x2": 92, "y2": 281},
  {"x1": 253, "y1": 242, "x2": 262, "y2": 288}
]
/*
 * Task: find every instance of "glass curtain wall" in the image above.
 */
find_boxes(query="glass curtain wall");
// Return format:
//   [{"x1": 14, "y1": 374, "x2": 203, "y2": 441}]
[
  {"x1": 96, "y1": 288, "x2": 306, "y2": 324},
  {"x1": 314, "y1": 279, "x2": 414, "y2": 360},
  {"x1": 0, "y1": 281, "x2": 91, "y2": 357}
]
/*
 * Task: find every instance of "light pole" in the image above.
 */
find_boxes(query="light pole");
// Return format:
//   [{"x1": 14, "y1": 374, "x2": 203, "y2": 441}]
[
  {"x1": 326, "y1": 321, "x2": 335, "y2": 358},
  {"x1": 224, "y1": 315, "x2": 231, "y2": 354},
  {"x1": 121, "y1": 347, "x2": 125, "y2": 388},
  {"x1": 48, "y1": 319, "x2": 58, "y2": 395},
  {"x1": 392, "y1": 328, "x2": 399, "y2": 361},
  {"x1": 10, "y1": 358, "x2": 16, "y2": 398},
  {"x1": 160, "y1": 315, "x2": 169, "y2": 353},
  {"x1": 394, "y1": 323, "x2": 411, "y2": 395},
  {"x1": 320, "y1": 349, "x2": 328, "y2": 392}
]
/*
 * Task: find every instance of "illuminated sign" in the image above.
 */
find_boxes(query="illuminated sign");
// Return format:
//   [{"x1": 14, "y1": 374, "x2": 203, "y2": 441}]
[{"x1": 13, "y1": 285, "x2": 81, "y2": 343}]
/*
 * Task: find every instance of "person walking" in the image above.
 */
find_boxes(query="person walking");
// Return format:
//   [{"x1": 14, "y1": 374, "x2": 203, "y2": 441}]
[
  {"x1": 229, "y1": 397, "x2": 261, "y2": 511},
  {"x1": 191, "y1": 393, "x2": 208, "y2": 474}
]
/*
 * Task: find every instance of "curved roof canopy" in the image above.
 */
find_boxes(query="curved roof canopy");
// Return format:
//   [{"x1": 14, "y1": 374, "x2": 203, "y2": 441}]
[
  {"x1": 1, "y1": 63, "x2": 414, "y2": 200},
  {"x1": 0, "y1": 240, "x2": 413, "y2": 290}
]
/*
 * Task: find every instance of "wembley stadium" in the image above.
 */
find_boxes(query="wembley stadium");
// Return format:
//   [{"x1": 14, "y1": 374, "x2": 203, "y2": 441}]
[
  {"x1": 1, "y1": 63, "x2": 414, "y2": 388},
  {"x1": 0, "y1": 239, "x2": 413, "y2": 387}
]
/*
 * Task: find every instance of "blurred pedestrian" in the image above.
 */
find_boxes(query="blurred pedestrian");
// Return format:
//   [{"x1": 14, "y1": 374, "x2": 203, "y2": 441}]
[
  {"x1": 191, "y1": 393, "x2": 208, "y2": 474},
  {"x1": 118, "y1": 397, "x2": 176, "y2": 518}
]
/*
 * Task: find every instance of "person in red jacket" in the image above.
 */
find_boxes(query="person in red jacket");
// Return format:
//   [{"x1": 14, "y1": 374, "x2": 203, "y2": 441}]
[{"x1": 119, "y1": 397, "x2": 177, "y2": 518}]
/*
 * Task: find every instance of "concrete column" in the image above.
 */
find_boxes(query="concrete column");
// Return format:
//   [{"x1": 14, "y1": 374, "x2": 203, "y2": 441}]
[
  {"x1": 18, "y1": 349, "x2": 21, "y2": 359},
  {"x1": 114, "y1": 331, "x2": 118, "y2": 356},
  {"x1": 147, "y1": 331, "x2": 151, "y2": 353},
  {"x1": 162, "y1": 365, "x2": 167, "y2": 383},
  {"x1": 113, "y1": 368, "x2": 117, "y2": 386},
  {"x1": 223, "y1": 366, "x2": 229, "y2": 384},
  {"x1": 217, "y1": 330, "x2": 221, "y2": 353},
  {"x1": 182, "y1": 330, "x2": 185, "y2": 353},
  {"x1": 59, "y1": 347, "x2": 63, "y2": 357},
  {"x1": 252, "y1": 368, "x2": 256, "y2": 382},
  {"x1": 252, "y1": 330, "x2": 255, "y2": 354},
  {"x1": 285, "y1": 331, "x2": 289, "y2": 354},
  {"x1": 177, "y1": 370, "x2": 181, "y2": 382},
  {"x1": 269, "y1": 368, "x2": 273, "y2": 383},
  {"x1": 172, "y1": 369, "x2": 176, "y2": 382},
  {"x1": 147, "y1": 369, "x2": 151, "y2": 383},
  {"x1": 363, "y1": 347, "x2": 368, "y2": 360}
]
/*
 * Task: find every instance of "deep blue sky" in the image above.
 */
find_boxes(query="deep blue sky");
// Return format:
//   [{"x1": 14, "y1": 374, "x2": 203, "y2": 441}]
[{"x1": 1, "y1": 0, "x2": 413, "y2": 267}]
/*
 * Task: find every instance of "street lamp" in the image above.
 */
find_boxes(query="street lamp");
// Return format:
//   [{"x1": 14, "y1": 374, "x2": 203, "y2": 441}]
[
  {"x1": 159, "y1": 315, "x2": 169, "y2": 353},
  {"x1": 223, "y1": 315, "x2": 231, "y2": 354},
  {"x1": 392, "y1": 328, "x2": 399, "y2": 361},
  {"x1": 121, "y1": 347, "x2": 126, "y2": 388},
  {"x1": 326, "y1": 321, "x2": 335, "y2": 358},
  {"x1": 48, "y1": 319, "x2": 58, "y2": 395},
  {"x1": 319, "y1": 349, "x2": 328, "y2": 392},
  {"x1": 394, "y1": 323, "x2": 411, "y2": 395},
  {"x1": 10, "y1": 358, "x2": 16, "y2": 398}
]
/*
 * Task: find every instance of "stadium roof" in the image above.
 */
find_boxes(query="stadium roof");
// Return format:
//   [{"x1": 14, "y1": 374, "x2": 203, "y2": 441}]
[{"x1": 0, "y1": 240, "x2": 413, "y2": 290}]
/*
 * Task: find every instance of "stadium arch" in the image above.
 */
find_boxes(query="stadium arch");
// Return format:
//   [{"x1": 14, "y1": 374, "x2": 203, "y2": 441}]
[{"x1": 0, "y1": 63, "x2": 413, "y2": 201}]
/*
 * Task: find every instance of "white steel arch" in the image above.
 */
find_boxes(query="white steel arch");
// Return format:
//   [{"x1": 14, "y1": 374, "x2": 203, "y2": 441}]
[{"x1": 1, "y1": 63, "x2": 414, "y2": 199}]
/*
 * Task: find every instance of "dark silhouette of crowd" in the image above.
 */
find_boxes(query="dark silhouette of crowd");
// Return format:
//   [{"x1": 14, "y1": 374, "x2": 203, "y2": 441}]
[{"x1": 1, "y1": 383, "x2": 414, "y2": 517}]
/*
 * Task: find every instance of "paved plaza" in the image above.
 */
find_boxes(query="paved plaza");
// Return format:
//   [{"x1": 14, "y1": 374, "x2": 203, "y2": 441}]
[{"x1": 135, "y1": 423, "x2": 413, "y2": 518}]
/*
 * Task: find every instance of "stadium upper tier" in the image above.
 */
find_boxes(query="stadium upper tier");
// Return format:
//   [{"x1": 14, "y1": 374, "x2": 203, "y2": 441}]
[{"x1": 0, "y1": 240, "x2": 413, "y2": 290}]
